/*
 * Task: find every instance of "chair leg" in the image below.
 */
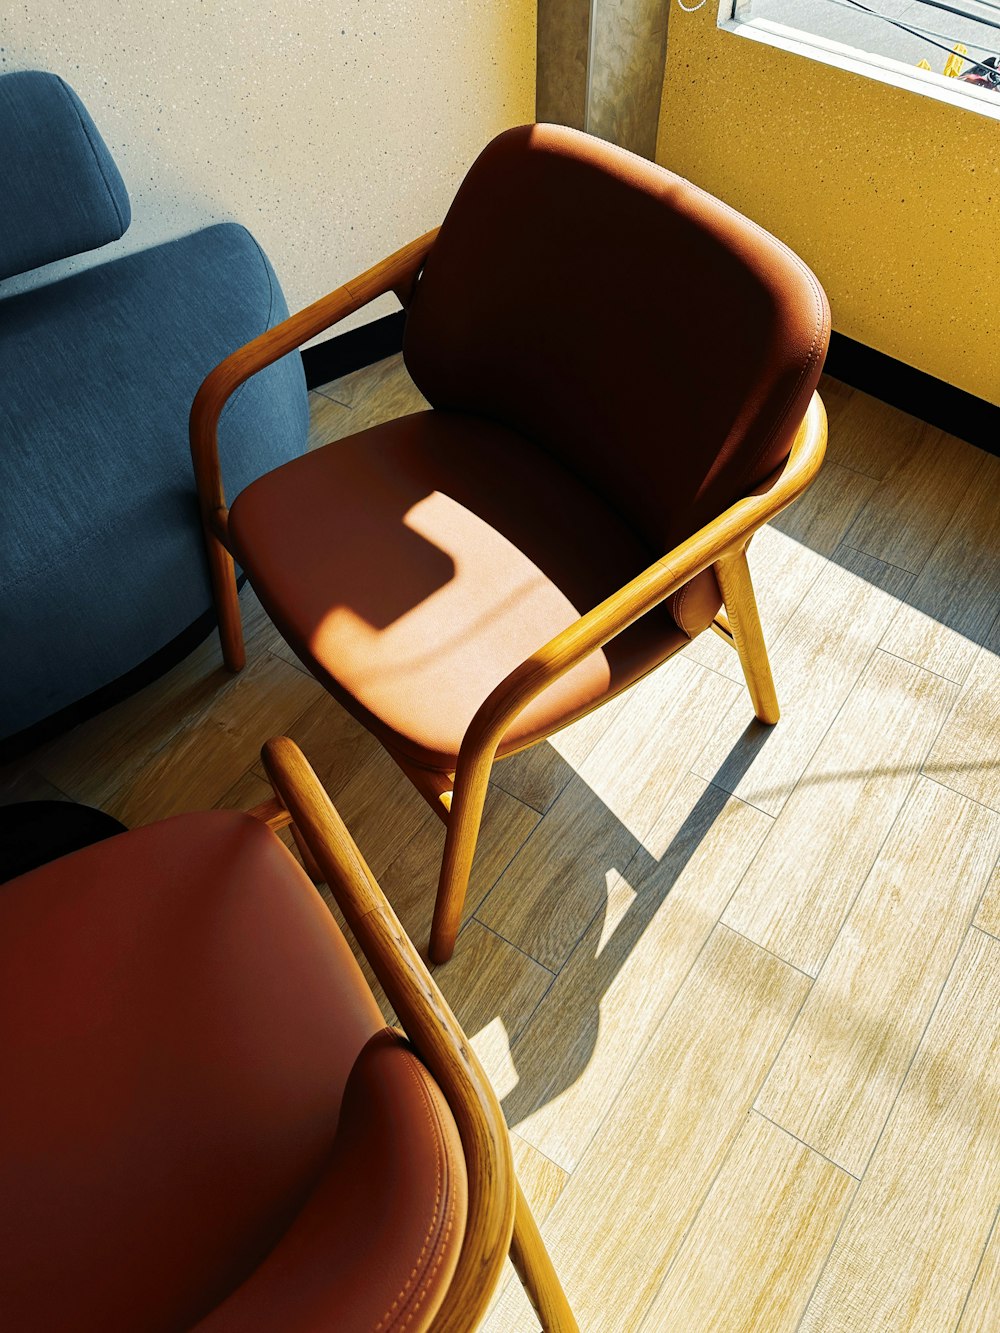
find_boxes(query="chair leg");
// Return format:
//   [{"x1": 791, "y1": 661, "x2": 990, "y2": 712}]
[
  {"x1": 713, "y1": 549, "x2": 780, "y2": 725},
  {"x1": 509, "y1": 1179, "x2": 578, "y2": 1332},
  {"x1": 205, "y1": 528, "x2": 246, "y2": 672},
  {"x1": 429, "y1": 753, "x2": 492, "y2": 964}
]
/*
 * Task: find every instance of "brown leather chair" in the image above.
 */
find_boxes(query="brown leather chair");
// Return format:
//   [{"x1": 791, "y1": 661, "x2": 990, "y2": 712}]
[
  {"x1": 0, "y1": 738, "x2": 575, "y2": 1332},
  {"x1": 191, "y1": 124, "x2": 830, "y2": 963}
]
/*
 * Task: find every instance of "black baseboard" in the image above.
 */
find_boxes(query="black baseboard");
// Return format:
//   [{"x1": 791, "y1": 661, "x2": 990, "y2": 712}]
[
  {"x1": 826, "y1": 332, "x2": 998, "y2": 457},
  {"x1": 300, "y1": 318, "x2": 997, "y2": 459},
  {"x1": 301, "y1": 311, "x2": 406, "y2": 390}
]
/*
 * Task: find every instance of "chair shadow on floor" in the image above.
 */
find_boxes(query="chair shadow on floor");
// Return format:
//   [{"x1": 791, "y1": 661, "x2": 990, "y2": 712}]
[{"x1": 347, "y1": 721, "x2": 770, "y2": 1141}]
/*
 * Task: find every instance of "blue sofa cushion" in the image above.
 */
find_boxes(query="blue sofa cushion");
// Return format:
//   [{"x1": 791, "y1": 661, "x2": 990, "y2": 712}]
[
  {"x1": 1, "y1": 222, "x2": 308, "y2": 738},
  {"x1": 0, "y1": 71, "x2": 130, "y2": 280}
]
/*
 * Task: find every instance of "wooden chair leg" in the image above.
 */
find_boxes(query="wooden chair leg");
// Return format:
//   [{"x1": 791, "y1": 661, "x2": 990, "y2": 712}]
[
  {"x1": 429, "y1": 751, "x2": 493, "y2": 964},
  {"x1": 205, "y1": 527, "x2": 246, "y2": 673},
  {"x1": 509, "y1": 1180, "x2": 578, "y2": 1332},
  {"x1": 713, "y1": 549, "x2": 780, "y2": 724}
]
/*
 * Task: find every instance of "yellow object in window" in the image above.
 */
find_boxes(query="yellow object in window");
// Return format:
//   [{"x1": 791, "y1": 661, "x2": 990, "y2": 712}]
[{"x1": 944, "y1": 44, "x2": 968, "y2": 77}]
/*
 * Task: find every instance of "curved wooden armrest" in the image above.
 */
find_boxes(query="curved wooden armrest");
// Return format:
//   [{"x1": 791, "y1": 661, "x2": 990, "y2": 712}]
[
  {"x1": 260, "y1": 735, "x2": 516, "y2": 1333},
  {"x1": 189, "y1": 227, "x2": 439, "y2": 520},
  {"x1": 455, "y1": 391, "x2": 828, "y2": 783}
]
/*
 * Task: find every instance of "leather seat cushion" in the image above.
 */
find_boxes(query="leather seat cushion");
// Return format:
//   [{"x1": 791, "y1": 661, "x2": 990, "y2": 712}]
[
  {"x1": 229, "y1": 409, "x2": 717, "y2": 772},
  {"x1": 0, "y1": 812, "x2": 467, "y2": 1332}
]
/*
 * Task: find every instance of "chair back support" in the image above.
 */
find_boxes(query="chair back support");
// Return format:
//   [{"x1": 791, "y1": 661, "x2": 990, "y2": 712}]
[{"x1": 404, "y1": 123, "x2": 829, "y2": 554}]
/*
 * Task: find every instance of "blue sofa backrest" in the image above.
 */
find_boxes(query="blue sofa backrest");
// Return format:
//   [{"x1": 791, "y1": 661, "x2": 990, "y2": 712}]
[{"x1": 0, "y1": 70, "x2": 130, "y2": 281}]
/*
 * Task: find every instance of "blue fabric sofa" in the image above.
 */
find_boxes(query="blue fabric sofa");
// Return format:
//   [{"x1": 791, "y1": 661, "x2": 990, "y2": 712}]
[{"x1": 0, "y1": 71, "x2": 309, "y2": 752}]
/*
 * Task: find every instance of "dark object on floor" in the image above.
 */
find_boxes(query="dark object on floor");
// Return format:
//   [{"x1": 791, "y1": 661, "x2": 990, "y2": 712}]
[{"x1": 0, "y1": 801, "x2": 127, "y2": 884}]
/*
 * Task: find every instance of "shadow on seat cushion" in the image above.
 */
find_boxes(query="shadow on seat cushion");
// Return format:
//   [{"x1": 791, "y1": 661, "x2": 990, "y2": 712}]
[
  {"x1": 229, "y1": 408, "x2": 722, "y2": 771},
  {"x1": 1, "y1": 223, "x2": 308, "y2": 744}
]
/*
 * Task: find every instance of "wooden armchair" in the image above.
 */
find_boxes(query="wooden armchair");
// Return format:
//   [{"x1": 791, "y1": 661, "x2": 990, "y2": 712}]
[{"x1": 191, "y1": 123, "x2": 830, "y2": 963}]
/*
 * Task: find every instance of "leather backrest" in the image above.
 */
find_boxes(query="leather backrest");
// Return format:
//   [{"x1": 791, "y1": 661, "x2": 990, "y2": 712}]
[{"x1": 404, "y1": 123, "x2": 830, "y2": 554}]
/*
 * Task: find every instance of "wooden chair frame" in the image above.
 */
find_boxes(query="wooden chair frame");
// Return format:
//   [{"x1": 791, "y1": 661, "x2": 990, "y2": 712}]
[
  {"x1": 256, "y1": 736, "x2": 576, "y2": 1332},
  {"x1": 191, "y1": 231, "x2": 828, "y2": 963}
]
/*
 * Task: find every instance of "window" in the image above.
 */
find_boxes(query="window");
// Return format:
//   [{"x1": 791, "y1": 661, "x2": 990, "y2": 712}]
[{"x1": 724, "y1": 0, "x2": 1000, "y2": 114}]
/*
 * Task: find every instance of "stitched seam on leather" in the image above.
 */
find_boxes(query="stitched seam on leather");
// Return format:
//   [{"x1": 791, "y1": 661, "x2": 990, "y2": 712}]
[
  {"x1": 656, "y1": 164, "x2": 828, "y2": 490},
  {"x1": 673, "y1": 581, "x2": 692, "y2": 637},
  {"x1": 721, "y1": 212, "x2": 827, "y2": 486},
  {"x1": 373, "y1": 1048, "x2": 457, "y2": 1330}
]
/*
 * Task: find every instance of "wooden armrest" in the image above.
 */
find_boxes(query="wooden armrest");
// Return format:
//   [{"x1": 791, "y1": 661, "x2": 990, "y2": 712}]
[
  {"x1": 455, "y1": 392, "x2": 828, "y2": 782},
  {"x1": 259, "y1": 735, "x2": 516, "y2": 1333},
  {"x1": 189, "y1": 227, "x2": 439, "y2": 520}
]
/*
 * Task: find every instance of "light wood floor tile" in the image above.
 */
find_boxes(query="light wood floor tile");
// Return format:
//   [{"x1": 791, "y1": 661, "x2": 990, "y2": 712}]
[
  {"x1": 27, "y1": 633, "x2": 224, "y2": 808},
  {"x1": 957, "y1": 1208, "x2": 1000, "y2": 1333},
  {"x1": 511, "y1": 1132, "x2": 569, "y2": 1224},
  {"x1": 305, "y1": 390, "x2": 351, "y2": 450},
  {"x1": 38, "y1": 649, "x2": 325, "y2": 827},
  {"x1": 377, "y1": 782, "x2": 542, "y2": 950},
  {"x1": 26, "y1": 581, "x2": 299, "y2": 810},
  {"x1": 817, "y1": 373, "x2": 855, "y2": 430},
  {"x1": 476, "y1": 659, "x2": 739, "y2": 970},
  {"x1": 878, "y1": 451, "x2": 1000, "y2": 683},
  {"x1": 249, "y1": 687, "x2": 383, "y2": 801},
  {"x1": 975, "y1": 864, "x2": 1000, "y2": 939},
  {"x1": 684, "y1": 463, "x2": 877, "y2": 685},
  {"x1": 438, "y1": 918, "x2": 553, "y2": 1053},
  {"x1": 489, "y1": 927, "x2": 810, "y2": 1332},
  {"x1": 723, "y1": 650, "x2": 957, "y2": 975},
  {"x1": 324, "y1": 744, "x2": 434, "y2": 882},
  {"x1": 800, "y1": 927, "x2": 1000, "y2": 1333},
  {"x1": 823, "y1": 389, "x2": 924, "y2": 479},
  {"x1": 482, "y1": 1134, "x2": 571, "y2": 1329},
  {"x1": 923, "y1": 622, "x2": 1000, "y2": 813},
  {"x1": 639, "y1": 1112, "x2": 856, "y2": 1333},
  {"x1": 313, "y1": 353, "x2": 429, "y2": 434},
  {"x1": 489, "y1": 692, "x2": 629, "y2": 814},
  {"x1": 506, "y1": 773, "x2": 771, "y2": 1171},
  {"x1": 773, "y1": 457, "x2": 881, "y2": 557},
  {"x1": 215, "y1": 768, "x2": 273, "y2": 812},
  {"x1": 694, "y1": 545, "x2": 915, "y2": 817},
  {"x1": 844, "y1": 425, "x2": 986, "y2": 574},
  {"x1": 757, "y1": 776, "x2": 1000, "y2": 1175}
]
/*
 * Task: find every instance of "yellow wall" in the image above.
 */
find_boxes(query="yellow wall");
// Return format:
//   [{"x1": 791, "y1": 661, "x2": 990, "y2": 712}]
[{"x1": 656, "y1": 11, "x2": 1000, "y2": 404}]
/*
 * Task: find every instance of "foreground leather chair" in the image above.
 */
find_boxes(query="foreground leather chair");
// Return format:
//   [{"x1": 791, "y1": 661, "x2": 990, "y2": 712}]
[
  {"x1": 191, "y1": 124, "x2": 830, "y2": 962},
  {"x1": 0, "y1": 738, "x2": 575, "y2": 1332}
]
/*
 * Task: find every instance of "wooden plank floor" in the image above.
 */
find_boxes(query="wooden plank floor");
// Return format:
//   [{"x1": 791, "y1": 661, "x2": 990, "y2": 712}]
[{"x1": 4, "y1": 361, "x2": 999, "y2": 1331}]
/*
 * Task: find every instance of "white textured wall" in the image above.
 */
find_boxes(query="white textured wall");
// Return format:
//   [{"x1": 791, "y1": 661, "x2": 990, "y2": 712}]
[{"x1": 3, "y1": 0, "x2": 536, "y2": 330}]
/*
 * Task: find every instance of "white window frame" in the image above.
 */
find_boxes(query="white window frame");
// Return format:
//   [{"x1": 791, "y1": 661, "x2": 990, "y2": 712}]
[{"x1": 721, "y1": 0, "x2": 1000, "y2": 122}]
